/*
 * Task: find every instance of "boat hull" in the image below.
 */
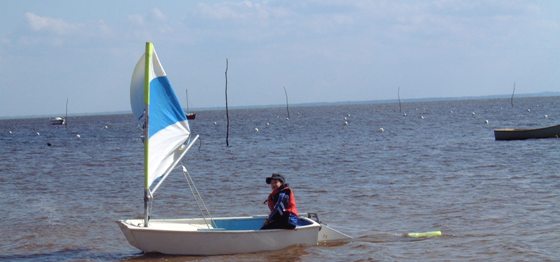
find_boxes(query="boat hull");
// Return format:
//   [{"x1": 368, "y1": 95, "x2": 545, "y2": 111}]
[
  {"x1": 117, "y1": 216, "x2": 321, "y2": 255},
  {"x1": 494, "y1": 124, "x2": 560, "y2": 140},
  {"x1": 50, "y1": 117, "x2": 65, "y2": 125}
]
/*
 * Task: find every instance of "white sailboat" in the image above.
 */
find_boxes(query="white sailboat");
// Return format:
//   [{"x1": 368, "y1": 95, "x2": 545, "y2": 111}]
[
  {"x1": 50, "y1": 98, "x2": 68, "y2": 126},
  {"x1": 185, "y1": 88, "x2": 196, "y2": 120},
  {"x1": 117, "y1": 42, "x2": 350, "y2": 255}
]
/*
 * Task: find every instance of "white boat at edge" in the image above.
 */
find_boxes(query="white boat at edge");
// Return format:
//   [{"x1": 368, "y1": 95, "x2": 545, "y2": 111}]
[{"x1": 119, "y1": 42, "x2": 351, "y2": 256}]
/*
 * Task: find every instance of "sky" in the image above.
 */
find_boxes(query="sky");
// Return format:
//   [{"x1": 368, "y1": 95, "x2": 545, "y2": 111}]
[{"x1": 1, "y1": 0, "x2": 559, "y2": 118}]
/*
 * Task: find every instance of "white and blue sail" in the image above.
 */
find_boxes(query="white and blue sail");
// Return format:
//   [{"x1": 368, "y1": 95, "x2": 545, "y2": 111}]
[{"x1": 130, "y1": 42, "x2": 190, "y2": 194}]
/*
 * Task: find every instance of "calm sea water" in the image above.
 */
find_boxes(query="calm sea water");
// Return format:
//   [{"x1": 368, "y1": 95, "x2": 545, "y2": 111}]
[{"x1": 1, "y1": 97, "x2": 559, "y2": 261}]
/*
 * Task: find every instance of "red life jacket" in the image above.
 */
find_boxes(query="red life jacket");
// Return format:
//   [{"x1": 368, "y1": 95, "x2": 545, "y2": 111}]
[{"x1": 267, "y1": 185, "x2": 299, "y2": 216}]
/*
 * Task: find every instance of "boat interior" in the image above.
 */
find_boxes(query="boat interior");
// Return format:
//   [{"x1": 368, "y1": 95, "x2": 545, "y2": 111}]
[{"x1": 121, "y1": 216, "x2": 317, "y2": 231}]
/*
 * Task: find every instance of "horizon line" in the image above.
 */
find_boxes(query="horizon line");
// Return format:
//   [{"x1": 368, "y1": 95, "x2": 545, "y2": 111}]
[{"x1": 1, "y1": 91, "x2": 558, "y2": 120}]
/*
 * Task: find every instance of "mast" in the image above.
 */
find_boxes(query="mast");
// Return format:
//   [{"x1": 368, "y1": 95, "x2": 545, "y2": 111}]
[
  {"x1": 185, "y1": 88, "x2": 189, "y2": 113},
  {"x1": 143, "y1": 42, "x2": 153, "y2": 227},
  {"x1": 511, "y1": 82, "x2": 516, "y2": 108},
  {"x1": 225, "y1": 58, "x2": 230, "y2": 147},
  {"x1": 65, "y1": 97, "x2": 69, "y2": 127},
  {"x1": 283, "y1": 86, "x2": 290, "y2": 119}
]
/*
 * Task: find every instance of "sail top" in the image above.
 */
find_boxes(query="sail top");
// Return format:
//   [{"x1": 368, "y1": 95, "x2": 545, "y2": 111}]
[{"x1": 130, "y1": 42, "x2": 190, "y2": 190}]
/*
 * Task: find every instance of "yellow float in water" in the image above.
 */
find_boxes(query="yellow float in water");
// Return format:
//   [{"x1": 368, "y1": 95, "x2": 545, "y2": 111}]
[{"x1": 405, "y1": 231, "x2": 442, "y2": 238}]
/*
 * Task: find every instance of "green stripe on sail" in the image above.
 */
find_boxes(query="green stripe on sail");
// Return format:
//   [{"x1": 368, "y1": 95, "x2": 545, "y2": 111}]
[{"x1": 144, "y1": 42, "x2": 153, "y2": 190}]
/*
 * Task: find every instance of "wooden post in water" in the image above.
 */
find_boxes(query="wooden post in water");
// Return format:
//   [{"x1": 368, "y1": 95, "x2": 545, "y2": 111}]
[
  {"x1": 283, "y1": 86, "x2": 290, "y2": 120},
  {"x1": 225, "y1": 58, "x2": 230, "y2": 147},
  {"x1": 398, "y1": 87, "x2": 402, "y2": 113},
  {"x1": 511, "y1": 82, "x2": 516, "y2": 108}
]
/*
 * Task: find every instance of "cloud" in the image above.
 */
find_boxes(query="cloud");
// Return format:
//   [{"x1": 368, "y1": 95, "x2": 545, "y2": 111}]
[
  {"x1": 128, "y1": 14, "x2": 145, "y2": 26},
  {"x1": 126, "y1": 8, "x2": 177, "y2": 37},
  {"x1": 196, "y1": 1, "x2": 291, "y2": 21},
  {"x1": 24, "y1": 12, "x2": 79, "y2": 34},
  {"x1": 96, "y1": 20, "x2": 112, "y2": 36},
  {"x1": 152, "y1": 8, "x2": 167, "y2": 21},
  {"x1": 19, "y1": 12, "x2": 115, "y2": 47},
  {"x1": 128, "y1": 8, "x2": 168, "y2": 25}
]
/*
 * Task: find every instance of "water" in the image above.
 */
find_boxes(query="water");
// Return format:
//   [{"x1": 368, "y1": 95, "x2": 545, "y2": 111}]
[{"x1": 1, "y1": 96, "x2": 559, "y2": 261}]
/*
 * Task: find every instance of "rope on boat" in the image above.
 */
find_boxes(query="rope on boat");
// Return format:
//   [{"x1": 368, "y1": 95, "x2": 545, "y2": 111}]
[
  {"x1": 148, "y1": 190, "x2": 153, "y2": 216},
  {"x1": 182, "y1": 165, "x2": 217, "y2": 229}
]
